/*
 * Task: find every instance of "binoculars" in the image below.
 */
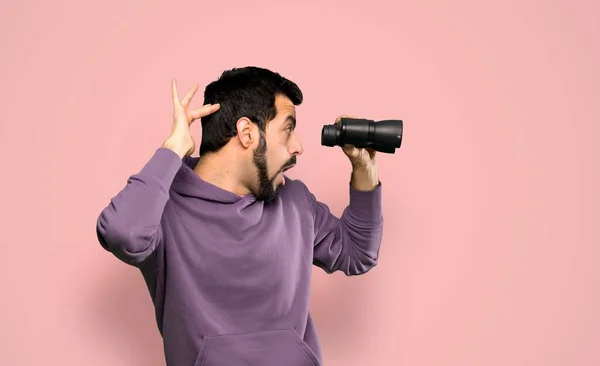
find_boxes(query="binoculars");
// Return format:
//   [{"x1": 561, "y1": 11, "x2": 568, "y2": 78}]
[{"x1": 321, "y1": 118, "x2": 403, "y2": 154}]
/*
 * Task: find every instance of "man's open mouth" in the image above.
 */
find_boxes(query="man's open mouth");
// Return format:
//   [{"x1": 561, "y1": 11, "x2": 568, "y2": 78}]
[{"x1": 282, "y1": 164, "x2": 295, "y2": 173}]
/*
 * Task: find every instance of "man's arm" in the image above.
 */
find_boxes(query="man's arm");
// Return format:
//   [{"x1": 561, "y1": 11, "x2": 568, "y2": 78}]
[
  {"x1": 305, "y1": 164, "x2": 384, "y2": 276},
  {"x1": 96, "y1": 147, "x2": 182, "y2": 267},
  {"x1": 96, "y1": 80, "x2": 220, "y2": 267}
]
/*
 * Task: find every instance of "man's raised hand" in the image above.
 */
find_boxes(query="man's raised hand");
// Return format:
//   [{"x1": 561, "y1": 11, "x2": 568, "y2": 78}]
[{"x1": 162, "y1": 79, "x2": 220, "y2": 158}]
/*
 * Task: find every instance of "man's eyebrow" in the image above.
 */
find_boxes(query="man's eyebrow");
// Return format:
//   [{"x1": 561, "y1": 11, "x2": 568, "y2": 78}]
[{"x1": 286, "y1": 114, "x2": 296, "y2": 128}]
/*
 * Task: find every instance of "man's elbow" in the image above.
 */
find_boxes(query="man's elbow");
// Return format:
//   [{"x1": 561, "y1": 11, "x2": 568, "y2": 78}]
[
  {"x1": 95, "y1": 215, "x2": 157, "y2": 266},
  {"x1": 346, "y1": 254, "x2": 379, "y2": 276},
  {"x1": 352, "y1": 229, "x2": 383, "y2": 275},
  {"x1": 343, "y1": 239, "x2": 381, "y2": 276}
]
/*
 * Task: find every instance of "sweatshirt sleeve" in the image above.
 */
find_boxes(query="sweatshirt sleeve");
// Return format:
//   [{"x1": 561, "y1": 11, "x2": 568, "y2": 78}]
[
  {"x1": 96, "y1": 148, "x2": 183, "y2": 267},
  {"x1": 306, "y1": 182, "x2": 384, "y2": 276}
]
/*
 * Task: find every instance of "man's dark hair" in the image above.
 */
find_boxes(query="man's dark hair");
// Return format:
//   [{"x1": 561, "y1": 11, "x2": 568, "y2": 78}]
[{"x1": 199, "y1": 66, "x2": 303, "y2": 155}]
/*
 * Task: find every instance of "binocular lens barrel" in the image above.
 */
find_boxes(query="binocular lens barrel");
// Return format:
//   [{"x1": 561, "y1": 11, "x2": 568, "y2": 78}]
[{"x1": 321, "y1": 118, "x2": 403, "y2": 154}]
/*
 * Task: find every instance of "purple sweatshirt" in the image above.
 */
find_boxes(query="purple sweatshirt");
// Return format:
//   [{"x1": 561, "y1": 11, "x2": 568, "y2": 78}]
[{"x1": 96, "y1": 147, "x2": 384, "y2": 366}]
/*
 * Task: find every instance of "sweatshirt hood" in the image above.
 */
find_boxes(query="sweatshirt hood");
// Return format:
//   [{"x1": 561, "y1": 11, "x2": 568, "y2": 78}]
[{"x1": 170, "y1": 156, "x2": 258, "y2": 205}]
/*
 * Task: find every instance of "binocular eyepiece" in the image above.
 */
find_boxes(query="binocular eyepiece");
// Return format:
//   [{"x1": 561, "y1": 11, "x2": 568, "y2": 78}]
[{"x1": 321, "y1": 118, "x2": 403, "y2": 154}]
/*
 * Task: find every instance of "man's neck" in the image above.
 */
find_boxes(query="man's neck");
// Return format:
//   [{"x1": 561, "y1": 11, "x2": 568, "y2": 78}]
[{"x1": 193, "y1": 150, "x2": 252, "y2": 196}]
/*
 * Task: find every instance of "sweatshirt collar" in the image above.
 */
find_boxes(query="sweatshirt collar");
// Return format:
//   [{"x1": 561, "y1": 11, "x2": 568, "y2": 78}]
[{"x1": 171, "y1": 156, "x2": 257, "y2": 204}]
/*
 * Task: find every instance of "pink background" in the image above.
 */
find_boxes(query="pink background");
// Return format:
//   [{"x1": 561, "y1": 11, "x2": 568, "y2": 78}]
[{"x1": 1, "y1": 0, "x2": 599, "y2": 365}]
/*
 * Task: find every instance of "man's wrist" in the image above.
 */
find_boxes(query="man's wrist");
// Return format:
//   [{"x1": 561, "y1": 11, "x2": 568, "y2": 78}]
[
  {"x1": 350, "y1": 162, "x2": 379, "y2": 191},
  {"x1": 161, "y1": 139, "x2": 188, "y2": 159}
]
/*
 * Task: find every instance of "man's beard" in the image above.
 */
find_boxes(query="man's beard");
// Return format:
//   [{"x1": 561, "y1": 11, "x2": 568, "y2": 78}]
[{"x1": 252, "y1": 133, "x2": 296, "y2": 202}]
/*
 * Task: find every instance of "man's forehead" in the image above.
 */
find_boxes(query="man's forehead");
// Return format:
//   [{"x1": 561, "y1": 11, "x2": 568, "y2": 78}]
[{"x1": 276, "y1": 95, "x2": 296, "y2": 115}]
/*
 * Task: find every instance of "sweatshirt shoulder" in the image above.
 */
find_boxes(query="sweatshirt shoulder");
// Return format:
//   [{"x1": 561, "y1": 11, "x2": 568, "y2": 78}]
[{"x1": 280, "y1": 176, "x2": 312, "y2": 202}]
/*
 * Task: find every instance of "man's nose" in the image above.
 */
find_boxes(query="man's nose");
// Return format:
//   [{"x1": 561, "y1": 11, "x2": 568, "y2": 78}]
[{"x1": 291, "y1": 134, "x2": 304, "y2": 156}]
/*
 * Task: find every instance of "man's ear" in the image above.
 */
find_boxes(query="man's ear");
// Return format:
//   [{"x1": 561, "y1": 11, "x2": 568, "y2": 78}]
[{"x1": 236, "y1": 117, "x2": 255, "y2": 148}]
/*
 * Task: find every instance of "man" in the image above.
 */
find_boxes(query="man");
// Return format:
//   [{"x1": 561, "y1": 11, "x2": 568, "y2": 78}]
[{"x1": 96, "y1": 66, "x2": 384, "y2": 366}]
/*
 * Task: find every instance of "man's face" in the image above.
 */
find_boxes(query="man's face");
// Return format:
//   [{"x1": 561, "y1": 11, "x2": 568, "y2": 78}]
[{"x1": 252, "y1": 94, "x2": 304, "y2": 201}]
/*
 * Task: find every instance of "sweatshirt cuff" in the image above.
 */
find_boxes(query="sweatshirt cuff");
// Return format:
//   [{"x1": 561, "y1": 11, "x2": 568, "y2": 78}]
[
  {"x1": 347, "y1": 182, "x2": 383, "y2": 222},
  {"x1": 138, "y1": 147, "x2": 183, "y2": 188}
]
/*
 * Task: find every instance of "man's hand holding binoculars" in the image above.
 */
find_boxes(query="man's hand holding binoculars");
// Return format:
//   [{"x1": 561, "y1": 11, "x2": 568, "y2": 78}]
[{"x1": 334, "y1": 115, "x2": 380, "y2": 192}]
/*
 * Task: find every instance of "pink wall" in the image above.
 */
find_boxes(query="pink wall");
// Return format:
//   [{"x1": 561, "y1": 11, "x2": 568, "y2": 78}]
[{"x1": 1, "y1": 0, "x2": 598, "y2": 365}]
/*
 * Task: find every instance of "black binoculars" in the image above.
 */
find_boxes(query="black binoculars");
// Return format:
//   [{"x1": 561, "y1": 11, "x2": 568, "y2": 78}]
[{"x1": 321, "y1": 118, "x2": 403, "y2": 154}]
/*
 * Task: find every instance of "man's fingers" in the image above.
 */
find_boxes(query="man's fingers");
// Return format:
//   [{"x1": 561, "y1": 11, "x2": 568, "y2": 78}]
[
  {"x1": 342, "y1": 144, "x2": 358, "y2": 156},
  {"x1": 335, "y1": 115, "x2": 358, "y2": 124},
  {"x1": 181, "y1": 84, "x2": 199, "y2": 106},
  {"x1": 189, "y1": 103, "x2": 221, "y2": 120},
  {"x1": 335, "y1": 114, "x2": 350, "y2": 124},
  {"x1": 171, "y1": 79, "x2": 181, "y2": 105}
]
